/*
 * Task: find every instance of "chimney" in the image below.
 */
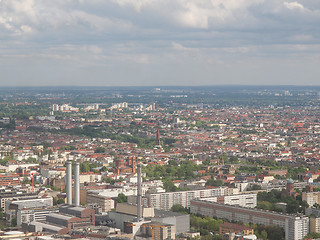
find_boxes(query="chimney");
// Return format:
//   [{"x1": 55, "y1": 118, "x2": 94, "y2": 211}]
[
  {"x1": 66, "y1": 161, "x2": 72, "y2": 205},
  {"x1": 137, "y1": 164, "x2": 143, "y2": 221},
  {"x1": 74, "y1": 162, "x2": 80, "y2": 206}
]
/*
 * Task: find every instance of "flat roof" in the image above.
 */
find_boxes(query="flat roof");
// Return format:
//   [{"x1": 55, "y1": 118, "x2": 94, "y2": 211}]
[
  {"x1": 47, "y1": 213, "x2": 73, "y2": 220},
  {"x1": 31, "y1": 221, "x2": 63, "y2": 232},
  {"x1": 154, "y1": 209, "x2": 187, "y2": 218}
]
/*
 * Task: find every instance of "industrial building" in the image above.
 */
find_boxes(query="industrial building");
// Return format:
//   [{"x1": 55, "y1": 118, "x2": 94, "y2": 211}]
[
  {"x1": 23, "y1": 161, "x2": 95, "y2": 235},
  {"x1": 0, "y1": 189, "x2": 37, "y2": 210},
  {"x1": 107, "y1": 165, "x2": 190, "y2": 240},
  {"x1": 86, "y1": 192, "x2": 114, "y2": 212},
  {"x1": 4, "y1": 196, "x2": 55, "y2": 225}
]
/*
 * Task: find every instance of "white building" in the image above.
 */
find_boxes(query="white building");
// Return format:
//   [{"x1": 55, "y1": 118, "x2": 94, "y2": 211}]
[
  {"x1": 190, "y1": 200, "x2": 309, "y2": 240},
  {"x1": 146, "y1": 187, "x2": 238, "y2": 211},
  {"x1": 17, "y1": 207, "x2": 59, "y2": 226},
  {"x1": 201, "y1": 193, "x2": 257, "y2": 208}
]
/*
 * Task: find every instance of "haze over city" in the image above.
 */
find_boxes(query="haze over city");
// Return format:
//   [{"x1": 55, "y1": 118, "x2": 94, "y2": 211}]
[{"x1": 1, "y1": 0, "x2": 320, "y2": 86}]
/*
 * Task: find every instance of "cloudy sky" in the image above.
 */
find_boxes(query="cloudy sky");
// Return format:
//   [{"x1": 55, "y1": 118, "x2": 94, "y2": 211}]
[{"x1": 0, "y1": 0, "x2": 320, "y2": 86}]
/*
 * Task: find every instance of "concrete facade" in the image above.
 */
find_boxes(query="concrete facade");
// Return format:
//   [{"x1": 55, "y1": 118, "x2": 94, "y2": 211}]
[
  {"x1": 190, "y1": 199, "x2": 309, "y2": 240},
  {"x1": 146, "y1": 187, "x2": 237, "y2": 211}
]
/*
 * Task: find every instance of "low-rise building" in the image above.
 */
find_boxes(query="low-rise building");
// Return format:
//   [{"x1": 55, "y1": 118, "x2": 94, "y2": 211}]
[{"x1": 219, "y1": 222, "x2": 254, "y2": 235}]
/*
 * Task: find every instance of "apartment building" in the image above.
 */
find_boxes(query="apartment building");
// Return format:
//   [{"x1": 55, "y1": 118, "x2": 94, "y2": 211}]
[
  {"x1": 146, "y1": 187, "x2": 237, "y2": 211},
  {"x1": 302, "y1": 192, "x2": 320, "y2": 207},
  {"x1": 199, "y1": 193, "x2": 257, "y2": 208},
  {"x1": 310, "y1": 217, "x2": 320, "y2": 233},
  {"x1": 190, "y1": 199, "x2": 309, "y2": 240},
  {"x1": 138, "y1": 222, "x2": 176, "y2": 240}
]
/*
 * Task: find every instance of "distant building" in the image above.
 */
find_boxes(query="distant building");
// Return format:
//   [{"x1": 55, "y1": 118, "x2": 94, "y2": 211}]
[
  {"x1": 145, "y1": 187, "x2": 239, "y2": 211},
  {"x1": 108, "y1": 203, "x2": 189, "y2": 236},
  {"x1": 51, "y1": 104, "x2": 79, "y2": 112},
  {"x1": 282, "y1": 179, "x2": 299, "y2": 199},
  {"x1": 0, "y1": 190, "x2": 37, "y2": 210},
  {"x1": 310, "y1": 217, "x2": 320, "y2": 233},
  {"x1": 219, "y1": 222, "x2": 254, "y2": 235},
  {"x1": 25, "y1": 205, "x2": 95, "y2": 235},
  {"x1": 114, "y1": 156, "x2": 136, "y2": 175},
  {"x1": 302, "y1": 191, "x2": 320, "y2": 207},
  {"x1": 17, "y1": 207, "x2": 59, "y2": 226},
  {"x1": 190, "y1": 200, "x2": 309, "y2": 240},
  {"x1": 87, "y1": 193, "x2": 114, "y2": 212},
  {"x1": 137, "y1": 222, "x2": 176, "y2": 240},
  {"x1": 5, "y1": 196, "x2": 54, "y2": 225},
  {"x1": 109, "y1": 102, "x2": 128, "y2": 110},
  {"x1": 0, "y1": 173, "x2": 20, "y2": 186}
]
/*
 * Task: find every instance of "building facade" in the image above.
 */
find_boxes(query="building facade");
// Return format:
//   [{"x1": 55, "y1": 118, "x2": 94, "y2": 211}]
[
  {"x1": 17, "y1": 207, "x2": 59, "y2": 226},
  {"x1": 190, "y1": 199, "x2": 309, "y2": 240},
  {"x1": 199, "y1": 193, "x2": 257, "y2": 208},
  {"x1": 146, "y1": 187, "x2": 237, "y2": 211},
  {"x1": 302, "y1": 192, "x2": 320, "y2": 207},
  {"x1": 310, "y1": 217, "x2": 320, "y2": 233},
  {"x1": 86, "y1": 193, "x2": 114, "y2": 212}
]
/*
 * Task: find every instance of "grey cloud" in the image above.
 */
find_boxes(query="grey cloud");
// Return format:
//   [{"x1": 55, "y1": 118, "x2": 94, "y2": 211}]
[{"x1": 0, "y1": 0, "x2": 320, "y2": 86}]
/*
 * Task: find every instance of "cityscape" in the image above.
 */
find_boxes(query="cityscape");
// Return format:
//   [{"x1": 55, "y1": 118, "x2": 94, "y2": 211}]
[
  {"x1": 0, "y1": 86, "x2": 319, "y2": 240},
  {"x1": 1, "y1": 0, "x2": 320, "y2": 240}
]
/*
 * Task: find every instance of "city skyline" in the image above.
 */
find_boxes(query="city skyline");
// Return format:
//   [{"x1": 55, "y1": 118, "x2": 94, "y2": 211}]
[{"x1": 0, "y1": 0, "x2": 320, "y2": 86}]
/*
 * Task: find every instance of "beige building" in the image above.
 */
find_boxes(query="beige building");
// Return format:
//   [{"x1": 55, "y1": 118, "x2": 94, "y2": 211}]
[
  {"x1": 302, "y1": 192, "x2": 320, "y2": 207},
  {"x1": 137, "y1": 222, "x2": 176, "y2": 240},
  {"x1": 79, "y1": 173, "x2": 101, "y2": 183},
  {"x1": 310, "y1": 217, "x2": 320, "y2": 233},
  {"x1": 219, "y1": 222, "x2": 254, "y2": 235},
  {"x1": 86, "y1": 193, "x2": 114, "y2": 212}
]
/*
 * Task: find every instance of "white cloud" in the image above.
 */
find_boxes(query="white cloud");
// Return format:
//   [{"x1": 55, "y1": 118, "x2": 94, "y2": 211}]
[
  {"x1": 284, "y1": 1, "x2": 304, "y2": 10},
  {"x1": 0, "y1": 0, "x2": 320, "y2": 85}
]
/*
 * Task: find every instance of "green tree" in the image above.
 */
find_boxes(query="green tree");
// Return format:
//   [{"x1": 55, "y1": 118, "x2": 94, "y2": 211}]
[
  {"x1": 205, "y1": 179, "x2": 224, "y2": 187},
  {"x1": 251, "y1": 184, "x2": 262, "y2": 190},
  {"x1": 260, "y1": 230, "x2": 268, "y2": 240},
  {"x1": 171, "y1": 204, "x2": 189, "y2": 214},
  {"x1": 11, "y1": 218, "x2": 17, "y2": 227},
  {"x1": 163, "y1": 178, "x2": 178, "y2": 192},
  {"x1": 95, "y1": 147, "x2": 106, "y2": 153},
  {"x1": 116, "y1": 193, "x2": 127, "y2": 203},
  {"x1": 101, "y1": 166, "x2": 107, "y2": 172},
  {"x1": 304, "y1": 232, "x2": 320, "y2": 239}
]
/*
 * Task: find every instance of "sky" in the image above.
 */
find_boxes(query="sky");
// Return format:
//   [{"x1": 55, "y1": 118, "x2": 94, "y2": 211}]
[{"x1": 0, "y1": 0, "x2": 320, "y2": 86}]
